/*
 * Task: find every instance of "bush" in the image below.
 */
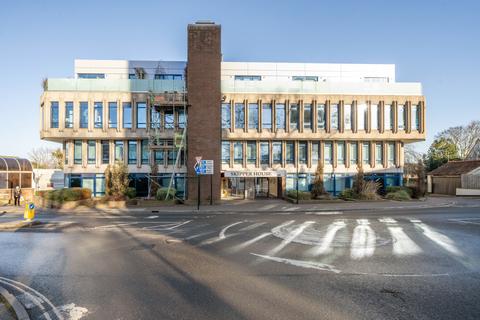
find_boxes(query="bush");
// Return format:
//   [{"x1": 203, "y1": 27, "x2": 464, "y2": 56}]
[
  {"x1": 311, "y1": 163, "x2": 327, "y2": 199},
  {"x1": 386, "y1": 190, "x2": 411, "y2": 201},
  {"x1": 156, "y1": 187, "x2": 176, "y2": 200},
  {"x1": 125, "y1": 187, "x2": 137, "y2": 199},
  {"x1": 360, "y1": 180, "x2": 381, "y2": 200},
  {"x1": 39, "y1": 188, "x2": 92, "y2": 203},
  {"x1": 339, "y1": 188, "x2": 356, "y2": 200},
  {"x1": 105, "y1": 162, "x2": 130, "y2": 197},
  {"x1": 386, "y1": 186, "x2": 413, "y2": 197},
  {"x1": 287, "y1": 190, "x2": 311, "y2": 200}
]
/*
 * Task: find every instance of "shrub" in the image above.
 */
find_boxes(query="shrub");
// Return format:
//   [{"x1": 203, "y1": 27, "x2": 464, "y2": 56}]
[
  {"x1": 360, "y1": 180, "x2": 381, "y2": 200},
  {"x1": 311, "y1": 163, "x2": 327, "y2": 199},
  {"x1": 38, "y1": 188, "x2": 92, "y2": 203},
  {"x1": 125, "y1": 187, "x2": 137, "y2": 199},
  {"x1": 287, "y1": 190, "x2": 311, "y2": 200},
  {"x1": 386, "y1": 186, "x2": 413, "y2": 197},
  {"x1": 339, "y1": 188, "x2": 356, "y2": 200},
  {"x1": 386, "y1": 190, "x2": 411, "y2": 201},
  {"x1": 352, "y1": 166, "x2": 365, "y2": 196},
  {"x1": 156, "y1": 187, "x2": 176, "y2": 200},
  {"x1": 105, "y1": 161, "x2": 130, "y2": 197}
]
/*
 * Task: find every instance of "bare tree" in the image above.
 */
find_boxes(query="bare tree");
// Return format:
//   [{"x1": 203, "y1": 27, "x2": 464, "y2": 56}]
[
  {"x1": 28, "y1": 147, "x2": 56, "y2": 169},
  {"x1": 436, "y1": 120, "x2": 480, "y2": 159},
  {"x1": 404, "y1": 144, "x2": 423, "y2": 164}
]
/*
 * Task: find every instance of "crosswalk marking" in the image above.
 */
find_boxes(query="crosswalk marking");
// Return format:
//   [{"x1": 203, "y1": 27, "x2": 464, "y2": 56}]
[
  {"x1": 388, "y1": 226, "x2": 422, "y2": 256},
  {"x1": 412, "y1": 221, "x2": 463, "y2": 256},
  {"x1": 351, "y1": 220, "x2": 376, "y2": 259},
  {"x1": 378, "y1": 217, "x2": 397, "y2": 224},
  {"x1": 228, "y1": 232, "x2": 273, "y2": 253},
  {"x1": 239, "y1": 222, "x2": 267, "y2": 231},
  {"x1": 268, "y1": 221, "x2": 315, "y2": 256},
  {"x1": 307, "y1": 220, "x2": 346, "y2": 256}
]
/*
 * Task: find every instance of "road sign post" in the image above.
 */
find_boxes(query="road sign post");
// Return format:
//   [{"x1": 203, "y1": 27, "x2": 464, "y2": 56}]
[{"x1": 194, "y1": 157, "x2": 214, "y2": 209}]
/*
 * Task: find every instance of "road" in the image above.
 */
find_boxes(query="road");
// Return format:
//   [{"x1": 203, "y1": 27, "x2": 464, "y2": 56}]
[{"x1": 1, "y1": 204, "x2": 480, "y2": 319}]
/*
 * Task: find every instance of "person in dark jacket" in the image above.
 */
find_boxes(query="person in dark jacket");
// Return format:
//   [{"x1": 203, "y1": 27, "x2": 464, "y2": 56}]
[{"x1": 13, "y1": 186, "x2": 22, "y2": 206}]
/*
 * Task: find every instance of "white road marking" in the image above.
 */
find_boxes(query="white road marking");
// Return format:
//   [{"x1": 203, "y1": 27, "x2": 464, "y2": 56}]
[
  {"x1": 219, "y1": 221, "x2": 244, "y2": 239},
  {"x1": 378, "y1": 217, "x2": 397, "y2": 224},
  {"x1": 182, "y1": 230, "x2": 215, "y2": 240},
  {"x1": 410, "y1": 219, "x2": 422, "y2": 223},
  {"x1": 142, "y1": 220, "x2": 192, "y2": 230},
  {"x1": 448, "y1": 218, "x2": 480, "y2": 225},
  {"x1": 93, "y1": 222, "x2": 140, "y2": 229},
  {"x1": 268, "y1": 221, "x2": 315, "y2": 256},
  {"x1": 198, "y1": 221, "x2": 245, "y2": 246},
  {"x1": 58, "y1": 303, "x2": 89, "y2": 320},
  {"x1": 307, "y1": 220, "x2": 346, "y2": 256},
  {"x1": 239, "y1": 222, "x2": 267, "y2": 231},
  {"x1": 271, "y1": 220, "x2": 295, "y2": 233},
  {"x1": 306, "y1": 211, "x2": 343, "y2": 215},
  {"x1": 413, "y1": 221, "x2": 463, "y2": 256},
  {"x1": 388, "y1": 226, "x2": 422, "y2": 256},
  {"x1": 228, "y1": 232, "x2": 273, "y2": 253},
  {"x1": 251, "y1": 253, "x2": 341, "y2": 273},
  {"x1": 146, "y1": 215, "x2": 159, "y2": 219},
  {"x1": 350, "y1": 219, "x2": 376, "y2": 259}
]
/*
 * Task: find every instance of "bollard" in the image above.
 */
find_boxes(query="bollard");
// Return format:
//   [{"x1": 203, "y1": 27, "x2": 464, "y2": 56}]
[{"x1": 24, "y1": 202, "x2": 35, "y2": 221}]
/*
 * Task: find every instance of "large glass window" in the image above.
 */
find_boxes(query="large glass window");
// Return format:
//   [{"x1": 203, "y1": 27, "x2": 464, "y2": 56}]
[
  {"x1": 50, "y1": 101, "x2": 59, "y2": 128},
  {"x1": 141, "y1": 140, "x2": 149, "y2": 164},
  {"x1": 388, "y1": 143, "x2": 396, "y2": 166},
  {"x1": 358, "y1": 103, "x2": 367, "y2": 131},
  {"x1": 398, "y1": 104, "x2": 405, "y2": 130},
  {"x1": 324, "y1": 142, "x2": 333, "y2": 165},
  {"x1": 248, "y1": 103, "x2": 258, "y2": 129},
  {"x1": 412, "y1": 104, "x2": 419, "y2": 131},
  {"x1": 150, "y1": 107, "x2": 161, "y2": 129},
  {"x1": 154, "y1": 150, "x2": 165, "y2": 165},
  {"x1": 376, "y1": 143, "x2": 383, "y2": 166},
  {"x1": 234, "y1": 142, "x2": 243, "y2": 164},
  {"x1": 235, "y1": 103, "x2": 245, "y2": 129},
  {"x1": 344, "y1": 104, "x2": 352, "y2": 131},
  {"x1": 101, "y1": 140, "x2": 109, "y2": 164},
  {"x1": 87, "y1": 140, "x2": 96, "y2": 164},
  {"x1": 260, "y1": 142, "x2": 269, "y2": 165},
  {"x1": 350, "y1": 143, "x2": 358, "y2": 165},
  {"x1": 272, "y1": 142, "x2": 282, "y2": 164},
  {"x1": 312, "y1": 142, "x2": 319, "y2": 166},
  {"x1": 286, "y1": 142, "x2": 295, "y2": 164},
  {"x1": 168, "y1": 150, "x2": 177, "y2": 165},
  {"x1": 108, "y1": 102, "x2": 117, "y2": 128},
  {"x1": 330, "y1": 104, "x2": 338, "y2": 130},
  {"x1": 94, "y1": 102, "x2": 103, "y2": 128},
  {"x1": 371, "y1": 104, "x2": 378, "y2": 130},
  {"x1": 222, "y1": 141, "x2": 230, "y2": 164},
  {"x1": 317, "y1": 104, "x2": 326, "y2": 129},
  {"x1": 136, "y1": 102, "x2": 147, "y2": 129},
  {"x1": 128, "y1": 141, "x2": 137, "y2": 164},
  {"x1": 164, "y1": 108, "x2": 174, "y2": 129},
  {"x1": 65, "y1": 102, "x2": 73, "y2": 128},
  {"x1": 80, "y1": 102, "x2": 88, "y2": 128},
  {"x1": 262, "y1": 103, "x2": 272, "y2": 129},
  {"x1": 178, "y1": 110, "x2": 186, "y2": 129},
  {"x1": 222, "y1": 103, "x2": 231, "y2": 129},
  {"x1": 115, "y1": 141, "x2": 124, "y2": 162},
  {"x1": 74, "y1": 140, "x2": 82, "y2": 164},
  {"x1": 362, "y1": 143, "x2": 370, "y2": 165},
  {"x1": 247, "y1": 142, "x2": 256, "y2": 164},
  {"x1": 289, "y1": 103, "x2": 299, "y2": 130},
  {"x1": 123, "y1": 102, "x2": 132, "y2": 129},
  {"x1": 275, "y1": 103, "x2": 285, "y2": 130},
  {"x1": 299, "y1": 142, "x2": 307, "y2": 165},
  {"x1": 303, "y1": 104, "x2": 312, "y2": 130},
  {"x1": 384, "y1": 104, "x2": 393, "y2": 131},
  {"x1": 337, "y1": 142, "x2": 345, "y2": 165}
]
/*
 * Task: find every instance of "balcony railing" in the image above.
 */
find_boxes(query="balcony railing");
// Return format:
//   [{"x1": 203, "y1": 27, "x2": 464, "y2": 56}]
[{"x1": 45, "y1": 78, "x2": 186, "y2": 93}]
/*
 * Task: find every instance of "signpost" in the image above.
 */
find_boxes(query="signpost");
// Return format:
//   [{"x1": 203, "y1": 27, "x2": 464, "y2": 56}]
[{"x1": 194, "y1": 157, "x2": 214, "y2": 209}]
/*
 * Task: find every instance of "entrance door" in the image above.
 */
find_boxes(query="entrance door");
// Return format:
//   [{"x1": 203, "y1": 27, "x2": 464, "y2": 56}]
[{"x1": 255, "y1": 177, "x2": 269, "y2": 198}]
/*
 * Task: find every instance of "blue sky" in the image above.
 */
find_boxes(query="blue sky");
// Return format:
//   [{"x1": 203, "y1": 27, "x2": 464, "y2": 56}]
[{"x1": 1, "y1": 0, "x2": 479, "y2": 158}]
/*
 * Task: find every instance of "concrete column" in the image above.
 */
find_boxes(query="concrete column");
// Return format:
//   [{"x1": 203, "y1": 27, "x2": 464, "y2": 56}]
[
  {"x1": 312, "y1": 101, "x2": 317, "y2": 133},
  {"x1": 339, "y1": 101, "x2": 344, "y2": 133},
  {"x1": 299, "y1": 100, "x2": 304, "y2": 133},
  {"x1": 352, "y1": 101, "x2": 357, "y2": 133},
  {"x1": 326, "y1": 100, "x2": 331, "y2": 133},
  {"x1": 286, "y1": 100, "x2": 290, "y2": 133}
]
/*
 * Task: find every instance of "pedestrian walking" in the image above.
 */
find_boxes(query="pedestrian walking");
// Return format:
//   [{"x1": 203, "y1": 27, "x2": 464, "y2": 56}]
[{"x1": 14, "y1": 186, "x2": 22, "y2": 206}]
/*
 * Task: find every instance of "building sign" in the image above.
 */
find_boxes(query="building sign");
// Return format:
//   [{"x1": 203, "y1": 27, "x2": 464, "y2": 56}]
[
  {"x1": 224, "y1": 170, "x2": 285, "y2": 178},
  {"x1": 194, "y1": 158, "x2": 214, "y2": 175}
]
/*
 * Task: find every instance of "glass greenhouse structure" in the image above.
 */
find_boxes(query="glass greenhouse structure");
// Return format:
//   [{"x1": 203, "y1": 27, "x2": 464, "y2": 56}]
[{"x1": 0, "y1": 157, "x2": 33, "y2": 189}]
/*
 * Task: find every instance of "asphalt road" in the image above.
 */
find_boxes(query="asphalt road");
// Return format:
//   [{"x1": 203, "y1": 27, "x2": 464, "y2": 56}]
[{"x1": 1, "y1": 205, "x2": 480, "y2": 319}]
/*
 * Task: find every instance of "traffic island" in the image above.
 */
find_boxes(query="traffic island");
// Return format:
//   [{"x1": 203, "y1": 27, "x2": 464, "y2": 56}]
[{"x1": 0, "y1": 220, "x2": 42, "y2": 231}]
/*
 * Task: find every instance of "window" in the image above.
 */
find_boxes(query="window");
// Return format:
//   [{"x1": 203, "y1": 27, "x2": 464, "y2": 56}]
[
  {"x1": 344, "y1": 104, "x2": 352, "y2": 131},
  {"x1": 260, "y1": 142, "x2": 269, "y2": 165},
  {"x1": 108, "y1": 102, "x2": 117, "y2": 128},
  {"x1": 222, "y1": 103, "x2": 231, "y2": 129},
  {"x1": 64, "y1": 142, "x2": 69, "y2": 165},
  {"x1": 350, "y1": 143, "x2": 358, "y2": 165},
  {"x1": 150, "y1": 107, "x2": 161, "y2": 129},
  {"x1": 388, "y1": 143, "x2": 396, "y2": 166},
  {"x1": 371, "y1": 104, "x2": 378, "y2": 130},
  {"x1": 248, "y1": 103, "x2": 258, "y2": 129},
  {"x1": 376, "y1": 143, "x2": 383, "y2": 166},
  {"x1": 101, "y1": 140, "x2": 109, "y2": 164},
  {"x1": 50, "y1": 101, "x2": 59, "y2": 128},
  {"x1": 178, "y1": 110, "x2": 186, "y2": 129},
  {"x1": 65, "y1": 102, "x2": 73, "y2": 128},
  {"x1": 168, "y1": 150, "x2": 177, "y2": 165},
  {"x1": 303, "y1": 104, "x2": 312, "y2": 130},
  {"x1": 299, "y1": 142, "x2": 307, "y2": 165},
  {"x1": 289, "y1": 103, "x2": 299, "y2": 130},
  {"x1": 164, "y1": 108, "x2": 174, "y2": 129},
  {"x1": 154, "y1": 74, "x2": 182, "y2": 80},
  {"x1": 324, "y1": 142, "x2": 333, "y2": 165},
  {"x1": 398, "y1": 104, "x2": 405, "y2": 130},
  {"x1": 128, "y1": 141, "x2": 137, "y2": 164},
  {"x1": 128, "y1": 74, "x2": 137, "y2": 79},
  {"x1": 115, "y1": 141, "x2": 124, "y2": 161},
  {"x1": 292, "y1": 76, "x2": 318, "y2": 81},
  {"x1": 412, "y1": 104, "x2": 419, "y2": 130},
  {"x1": 154, "y1": 150, "x2": 165, "y2": 165},
  {"x1": 272, "y1": 142, "x2": 282, "y2": 164},
  {"x1": 94, "y1": 102, "x2": 103, "y2": 128},
  {"x1": 87, "y1": 140, "x2": 96, "y2": 164},
  {"x1": 384, "y1": 104, "x2": 393, "y2": 131},
  {"x1": 330, "y1": 104, "x2": 338, "y2": 130},
  {"x1": 247, "y1": 142, "x2": 256, "y2": 164},
  {"x1": 317, "y1": 104, "x2": 326, "y2": 129},
  {"x1": 234, "y1": 142, "x2": 243, "y2": 164},
  {"x1": 262, "y1": 103, "x2": 272, "y2": 129},
  {"x1": 362, "y1": 143, "x2": 370, "y2": 165},
  {"x1": 123, "y1": 102, "x2": 132, "y2": 129},
  {"x1": 141, "y1": 140, "x2": 149, "y2": 164},
  {"x1": 74, "y1": 140, "x2": 82, "y2": 164},
  {"x1": 286, "y1": 142, "x2": 295, "y2": 164},
  {"x1": 235, "y1": 103, "x2": 245, "y2": 129},
  {"x1": 337, "y1": 142, "x2": 345, "y2": 165},
  {"x1": 275, "y1": 103, "x2": 285, "y2": 130},
  {"x1": 222, "y1": 141, "x2": 230, "y2": 164},
  {"x1": 312, "y1": 142, "x2": 319, "y2": 165},
  {"x1": 78, "y1": 73, "x2": 105, "y2": 79},
  {"x1": 234, "y1": 75, "x2": 261, "y2": 81},
  {"x1": 137, "y1": 102, "x2": 147, "y2": 128},
  {"x1": 358, "y1": 103, "x2": 367, "y2": 131}
]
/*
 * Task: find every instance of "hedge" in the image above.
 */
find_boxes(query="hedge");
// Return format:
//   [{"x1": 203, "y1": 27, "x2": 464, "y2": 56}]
[
  {"x1": 286, "y1": 190, "x2": 311, "y2": 200},
  {"x1": 36, "y1": 188, "x2": 92, "y2": 203}
]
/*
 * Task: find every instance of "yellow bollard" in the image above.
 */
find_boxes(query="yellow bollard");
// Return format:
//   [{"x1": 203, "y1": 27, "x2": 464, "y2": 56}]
[{"x1": 24, "y1": 202, "x2": 35, "y2": 221}]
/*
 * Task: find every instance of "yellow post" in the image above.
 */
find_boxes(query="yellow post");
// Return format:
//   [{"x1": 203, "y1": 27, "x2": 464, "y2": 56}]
[{"x1": 24, "y1": 202, "x2": 35, "y2": 221}]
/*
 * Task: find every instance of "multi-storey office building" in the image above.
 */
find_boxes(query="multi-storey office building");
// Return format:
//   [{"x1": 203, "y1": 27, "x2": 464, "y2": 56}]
[{"x1": 40, "y1": 22, "x2": 426, "y2": 201}]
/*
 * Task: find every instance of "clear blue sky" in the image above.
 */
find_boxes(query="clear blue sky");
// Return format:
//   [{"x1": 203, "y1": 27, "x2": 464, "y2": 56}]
[{"x1": 1, "y1": 0, "x2": 479, "y2": 158}]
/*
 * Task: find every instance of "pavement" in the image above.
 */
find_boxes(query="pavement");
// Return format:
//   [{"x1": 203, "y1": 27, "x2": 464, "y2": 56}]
[{"x1": 0, "y1": 197, "x2": 480, "y2": 319}]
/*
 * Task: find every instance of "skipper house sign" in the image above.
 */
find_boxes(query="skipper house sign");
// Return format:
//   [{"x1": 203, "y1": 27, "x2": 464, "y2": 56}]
[{"x1": 224, "y1": 171, "x2": 286, "y2": 178}]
